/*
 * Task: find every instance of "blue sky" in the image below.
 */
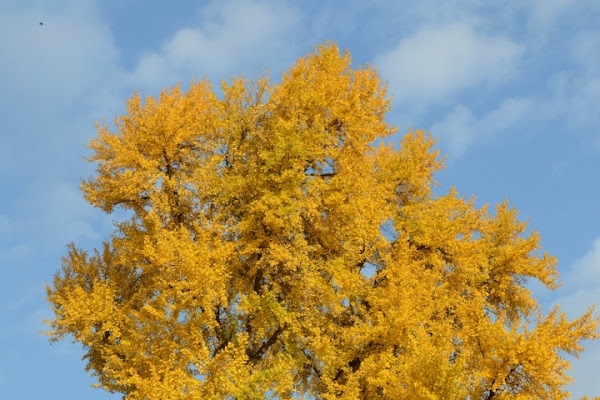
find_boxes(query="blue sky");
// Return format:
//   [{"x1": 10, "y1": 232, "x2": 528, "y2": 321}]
[{"x1": 1, "y1": 0, "x2": 599, "y2": 398}]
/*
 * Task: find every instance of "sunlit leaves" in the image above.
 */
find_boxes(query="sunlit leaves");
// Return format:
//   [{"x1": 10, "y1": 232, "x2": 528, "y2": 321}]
[{"x1": 46, "y1": 42, "x2": 599, "y2": 399}]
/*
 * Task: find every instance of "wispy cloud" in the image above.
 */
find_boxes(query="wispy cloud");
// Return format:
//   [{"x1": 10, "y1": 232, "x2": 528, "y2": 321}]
[
  {"x1": 375, "y1": 22, "x2": 523, "y2": 113},
  {"x1": 0, "y1": 281, "x2": 46, "y2": 313},
  {"x1": 548, "y1": 237, "x2": 600, "y2": 398},
  {"x1": 527, "y1": 0, "x2": 577, "y2": 34},
  {"x1": 558, "y1": 238, "x2": 600, "y2": 312},
  {"x1": 431, "y1": 97, "x2": 533, "y2": 157},
  {"x1": 129, "y1": 0, "x2": 303, "y2": 90},
  {"x1": 572, "y1": 30, "x2": 600, "y2": 71},
  {"x1": 0, "y1": 1, "x2": 120, "y2": 110}
]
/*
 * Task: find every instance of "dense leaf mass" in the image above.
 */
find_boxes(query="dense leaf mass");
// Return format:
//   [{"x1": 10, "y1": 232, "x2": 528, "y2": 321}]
[{"x1": 46, "y1": 43, "x2": 599, "y2": 399}]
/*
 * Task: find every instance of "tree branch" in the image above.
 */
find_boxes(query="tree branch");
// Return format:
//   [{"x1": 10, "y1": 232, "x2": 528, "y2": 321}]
[{"x1": 246, "y1": 324, "x2": 286, "y2": 365}]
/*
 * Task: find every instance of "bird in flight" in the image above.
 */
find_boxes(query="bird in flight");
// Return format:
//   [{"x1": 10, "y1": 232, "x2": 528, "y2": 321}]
[{"x1": 39, "y1": 22, "x2": 43, "y2": 26}]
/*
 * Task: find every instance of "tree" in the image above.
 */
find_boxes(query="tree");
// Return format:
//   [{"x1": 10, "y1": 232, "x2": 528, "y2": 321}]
[{"x1": 46, "y1": 42, "x2": 599, "y2": 400}]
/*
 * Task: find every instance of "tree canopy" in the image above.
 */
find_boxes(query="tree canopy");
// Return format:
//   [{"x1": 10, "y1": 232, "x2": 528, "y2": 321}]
[{"x1": 46, "y1": 42, "x2": 599, "y2": 399}]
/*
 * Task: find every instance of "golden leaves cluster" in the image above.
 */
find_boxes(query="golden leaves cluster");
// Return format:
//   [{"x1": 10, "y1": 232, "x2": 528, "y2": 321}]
[{"x1": 46, "y1": 42, "x2": 599, "y2": 399}]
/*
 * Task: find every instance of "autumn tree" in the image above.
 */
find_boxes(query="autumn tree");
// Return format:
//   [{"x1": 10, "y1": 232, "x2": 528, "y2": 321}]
[{"x1": 46, "y1": 43, "x2": 599, "y2": 400}]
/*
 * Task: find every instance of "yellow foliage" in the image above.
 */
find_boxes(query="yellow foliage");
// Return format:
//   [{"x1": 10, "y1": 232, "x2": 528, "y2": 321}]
[{"x1": 46, "y1": 42, "x2": 599, "y2": 399}]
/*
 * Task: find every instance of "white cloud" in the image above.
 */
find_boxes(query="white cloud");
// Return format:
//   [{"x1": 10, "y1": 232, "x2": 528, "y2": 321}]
[
  {"x1": 572, "y1": 31, "x2": 600, "y2": 71},
  {"x1": 0, "y1": 1, "x2": 121, "y2": 110},
  {"x1": 130, "y1": 0, "x2": 303, "y2": 90},
  {"x1": 523, "y1": 0, "x2": 600, "y2": 48},
  {"x1": 431, "y1": 96, "x2": 533, "y2": 157},
  {"x1": 0, "y1": 281, "x2": 46, "y2": 313},
  {"x1": 544, "y1": 71, "x2": 600, "y2": 141},
  {"x1": 568, "y1": 79, "x2": 600, "y2": 143},
  {"x1": 549, "y1": 238, "x2": 600, "y2": 397},
  {"x1": 375, "y1": 22, "x2": 523, "y2": 112},
  {"x1": 431, "y1": 105, "x2": 474, "y2": 156},
  {"x1": 0, "y1": 0, "x2": 125, "y2": 190},
  {"x1": 565, "y1": 238, "x2": 600, "y2": 290},
  {"x1": 567, "y1": 342, "x2": 600, "y2": 398},
  {"x1": 26, "y1": 180, "x2": 103, "y2": 253},
  {"x1": 563, "y1": 31, "x2": 600, "y2": 136},
  {"x1": 0, "y1": 178, "x2": 107, "y2": 265},
  {"x1": 546, "y1": 238, "x2": 600, "y2": 339},
  {"x1": 527, "y1": 0, "x2": 576, "y2": 32},
  {"x1": 0, "y1": 243, "x2": 32, "y2": 265}
]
